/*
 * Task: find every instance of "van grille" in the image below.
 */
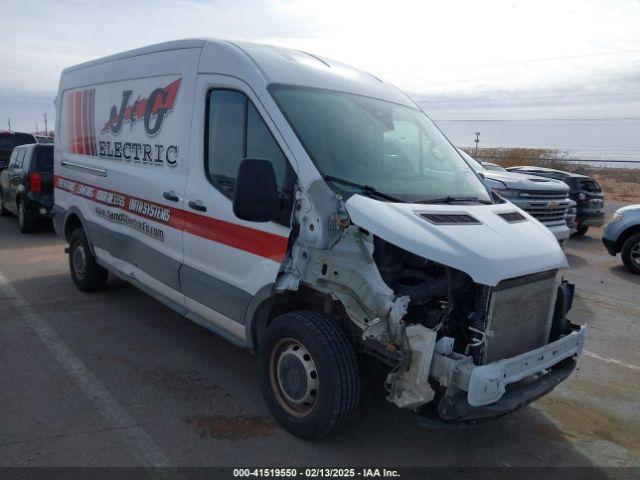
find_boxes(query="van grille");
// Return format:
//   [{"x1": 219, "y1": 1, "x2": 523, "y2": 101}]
[{"x1": 483, "y1": 270, "x2": 557, "y2": 363}]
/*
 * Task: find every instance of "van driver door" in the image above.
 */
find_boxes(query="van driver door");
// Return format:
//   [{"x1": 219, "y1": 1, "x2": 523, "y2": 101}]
[{"x1": 181, "y1": 75, "x2": 296, "y2": 342}]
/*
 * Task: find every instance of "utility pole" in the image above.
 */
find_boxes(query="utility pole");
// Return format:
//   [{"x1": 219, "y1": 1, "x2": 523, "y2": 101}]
[
  {"x1": 474, "y1": 131, "x2": 480, "y2": 157},
  {"x1": 36, "y1": 123, "x2": 39, "y2": 134},
  {"x1": 44, "y1": 113, "x2": 48, "y2": 136},
  {"x1": 7, "y1": 118, "x2": 10, "y2": 132}
]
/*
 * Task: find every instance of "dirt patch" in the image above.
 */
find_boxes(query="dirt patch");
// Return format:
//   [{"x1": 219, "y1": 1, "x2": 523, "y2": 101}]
[
  {"x1": 534, "y1": 423, "x2": 577, "y2": 443},
  {"x1": 591, "y1": 172, "x2": 640, "y2": 204},
  {"x1": 539, "y1": 396, "x2": 640, "y2": 455},
  {"x1": 142, "y1": 366, "x2": 236, "y2": 402},
  {"x1": 185, "y1": 414, "x2": 279, "y2": 441}
]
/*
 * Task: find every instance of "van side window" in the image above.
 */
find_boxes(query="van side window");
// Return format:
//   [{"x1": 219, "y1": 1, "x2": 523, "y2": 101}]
[
  {"x1": 246, "y1": 102, "x2": 288, "y2": 188},
  {"x1": 207, "y1": 90, "x2": 245, "y2": 194},
  {"x1": 206, "y1": 89, "x2": 295, "y2": 225}
]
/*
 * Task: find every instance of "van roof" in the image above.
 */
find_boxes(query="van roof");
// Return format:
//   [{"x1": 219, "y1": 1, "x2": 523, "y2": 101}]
[{"x1": 62, "y1": 39, "x2": 415, "y2": 107}]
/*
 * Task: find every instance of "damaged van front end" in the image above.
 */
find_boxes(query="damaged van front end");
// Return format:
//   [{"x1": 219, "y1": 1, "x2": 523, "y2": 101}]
[{"x1": 275, "y1": 184, "x2": 585, "y2": 423}]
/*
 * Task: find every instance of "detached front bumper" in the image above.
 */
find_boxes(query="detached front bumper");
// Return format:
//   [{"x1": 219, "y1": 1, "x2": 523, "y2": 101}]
[{"x1": 429, "y1": 325, "x2": 586, "y2": 422}]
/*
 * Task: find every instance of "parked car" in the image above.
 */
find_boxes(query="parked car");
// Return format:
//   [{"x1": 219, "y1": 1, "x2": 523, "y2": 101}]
[
  {"x1": 602, "y1": 205, "x2": 640, "y2": 275},
  {"x1": 566, "y1": 200, "x2": 578, "y2": 234},
  {"x1": 506, "y1": 166, "x2": 605, "y2": 236},
  {"x1": 35, "y1": 135, "x2": 55, "y2": 144},
  {"x1": 458, "y1": 150, "x2": 572, "y2": 244},
  {"x1": 0, "y1": 143, "x2": 54, "y2": 233},
  {"x1": 53, "y1": 39, "x2": 585, "y2": 438},
  {"x1": 0, "y1": 131, "x2": 37, "y2": 171},
  {"x1": 482, "y1": 161, "x2": 507, "y2": 172}
]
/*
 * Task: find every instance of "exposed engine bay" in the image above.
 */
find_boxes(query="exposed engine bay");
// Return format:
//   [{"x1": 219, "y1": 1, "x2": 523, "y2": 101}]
[
  {"x1": 372, "y1": 237, "x2": 491, "y2": 366},
  {"x1": 276, "y1": 187, "x2": 585, "y2": 419}
]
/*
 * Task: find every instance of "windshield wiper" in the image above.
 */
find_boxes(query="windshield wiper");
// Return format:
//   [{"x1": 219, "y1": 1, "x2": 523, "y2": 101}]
[
  {"x1": 324, "y1": 175, "x2": 405, "y2": 203},
  {"x1": 417, "y1": 196, "x2": 493, "y2": 205}
]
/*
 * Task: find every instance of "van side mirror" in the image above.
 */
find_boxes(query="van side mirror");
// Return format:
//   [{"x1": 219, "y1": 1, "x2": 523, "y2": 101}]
[{"x1": 233, "y1": 158, "x2": 279, "y2": 222}]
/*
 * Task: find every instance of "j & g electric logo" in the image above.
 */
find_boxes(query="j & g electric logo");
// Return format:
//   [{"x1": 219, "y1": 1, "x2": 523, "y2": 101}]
[
  {"x1": 98, "y1": 78, "x2": 181, "y2": 167},
  {"x1": 102, "y1": 78, "x2": 181, "y2": 136}
]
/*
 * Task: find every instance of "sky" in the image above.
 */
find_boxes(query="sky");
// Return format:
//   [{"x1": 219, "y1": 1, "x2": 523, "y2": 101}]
[{"x1": 1, "y1": 0, "x2": 639, "y2": 157}]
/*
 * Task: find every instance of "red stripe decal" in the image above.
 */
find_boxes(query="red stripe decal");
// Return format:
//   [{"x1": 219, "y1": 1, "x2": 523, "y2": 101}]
[
  {"x1": 90, "y1": 90, "x2": 97, "y2": 156},
  {"x1": 82, "y1": 90, "x2": 88, "y2": 155},
  {"x1": 66, "y1": 91, "x2": 74, "y2": 153},
  {"x1": 74, "y1": 91, "x2": 83, "y2": 154},
  {"x1": 183, "y1": 211, "x2": 289, "y2": 261},
  {"x1": 53, "y1": 175, "x2": 288, "y2": 261},
  {"x1": 80, "y1": 90, "x2": 89, "y2": 155}
]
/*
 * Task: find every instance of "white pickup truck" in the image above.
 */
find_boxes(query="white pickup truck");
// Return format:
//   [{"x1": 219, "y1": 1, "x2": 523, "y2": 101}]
[{"x1": 459, "y1": 150, "x2": 572, "y2": 244}]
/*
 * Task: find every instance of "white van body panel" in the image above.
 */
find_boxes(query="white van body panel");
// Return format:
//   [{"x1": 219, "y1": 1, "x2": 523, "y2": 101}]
[
  {"x1": 54, "y1": 40, "x2": 582, "y2": 422},
  {"x1": 345, "y1": 194, "x2": 568, "y2": 287}
]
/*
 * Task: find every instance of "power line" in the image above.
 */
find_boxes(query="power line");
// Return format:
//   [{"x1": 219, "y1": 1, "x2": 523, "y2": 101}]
[
  {"x1": 434, "y1": 116, "x2": 640, "y2": 122},
  {"x1": 413, "y1": 90, "x2": 640, "y2": 104},
  {"x1": 475, "y1": 156, "x2": 640, "y2": 164},
  {"x1": 379, "y1": 48, "x2": 640, "y2": 74},
  {"x1": 448, "y1": 138, "x2": 640, "y2": 151}
]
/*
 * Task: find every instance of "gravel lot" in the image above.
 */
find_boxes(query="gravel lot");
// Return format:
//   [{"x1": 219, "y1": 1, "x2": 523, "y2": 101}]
[{"x1": 0, "y1": 207, "x2": 638, "y2": 475}]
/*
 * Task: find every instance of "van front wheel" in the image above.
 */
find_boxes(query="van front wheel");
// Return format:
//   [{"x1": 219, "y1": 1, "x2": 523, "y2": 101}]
[
  {"x1": 69, "y1": 228, "x2": 109, "y2": 291},
  {"x1": 258, "y1": 311, "x2": 360, "y2": 439}
]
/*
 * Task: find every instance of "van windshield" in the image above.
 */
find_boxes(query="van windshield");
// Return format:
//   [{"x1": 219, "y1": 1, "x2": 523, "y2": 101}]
[{"x1": 270, "y1": 85, "x2": 491, "y2": 204}]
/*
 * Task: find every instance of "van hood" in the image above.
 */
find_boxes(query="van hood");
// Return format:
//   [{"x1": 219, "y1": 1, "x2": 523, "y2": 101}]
[
  {"x1": 345, "y1": 194, "x2": 568, "y2": 286},
  {"x1": 483, "y1": 171, "x2": 569, "y2": 192}
]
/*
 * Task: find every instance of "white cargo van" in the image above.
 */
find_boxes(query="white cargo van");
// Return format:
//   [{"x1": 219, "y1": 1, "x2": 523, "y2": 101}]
[{"x1": 54, "y1": 39, "x2": 586, "y2": 438}]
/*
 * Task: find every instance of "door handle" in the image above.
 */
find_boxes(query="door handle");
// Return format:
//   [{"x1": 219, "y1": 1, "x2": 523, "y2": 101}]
[
  {"x1": 163, "y1": 191, "x2": 179, "y2": 202},
  {"x1": 188, "y1": 200, "x2": 207, "y2": 212}
]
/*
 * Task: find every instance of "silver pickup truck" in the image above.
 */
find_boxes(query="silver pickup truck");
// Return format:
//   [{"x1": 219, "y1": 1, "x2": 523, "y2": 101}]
[{"x1": 459, "y1": 150, "x2": 572, "y2": 244}]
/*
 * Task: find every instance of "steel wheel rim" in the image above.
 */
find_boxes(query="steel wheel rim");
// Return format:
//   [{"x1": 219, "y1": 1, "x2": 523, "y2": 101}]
[
  {"x1": 631, "y1": 242, "x2": 640, "y2": 267},
  {"x1": 269, "y1": 338, "x2": 319, "y2": 417},
  {"x1": 73, "y1": 242, "x2": 87, "y2": 279}
]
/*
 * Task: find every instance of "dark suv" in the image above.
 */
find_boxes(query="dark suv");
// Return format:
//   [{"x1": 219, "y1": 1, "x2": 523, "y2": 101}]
[
  {"x1": 0, "y1": 144, "x2": 54, "y2": 233},
  {"x1": 506, "y1": 166, "x2": 605, "y2": 236},
  {"x1": 0, "y1": 131, "x2": 38, "y2": 171}
]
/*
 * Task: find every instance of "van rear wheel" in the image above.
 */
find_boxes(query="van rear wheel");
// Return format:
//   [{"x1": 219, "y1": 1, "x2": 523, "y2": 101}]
[
  {"x1": 258, "y1": 311, "x2": 360, "y2": 439},
  {"x1": 69, "y1": 228, "x2": 109, "y2": 291}
]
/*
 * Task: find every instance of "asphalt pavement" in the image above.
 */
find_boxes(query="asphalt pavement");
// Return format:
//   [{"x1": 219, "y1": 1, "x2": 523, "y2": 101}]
[{"x1": 0, "y1": 214, "x2": 638, "y2": 475}]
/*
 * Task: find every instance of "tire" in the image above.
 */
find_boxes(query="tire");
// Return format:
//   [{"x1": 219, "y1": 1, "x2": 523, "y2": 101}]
[
  {"x1": 68, "y1": 228, "x2": 109, "y2": 291},
  {"x1": 17, "y1": 200, "x2": 36, "y2": 233},
  {"x1": 258, "y1": 311, "x2": 360, "y2": 439},
  {"x1": 574, "y1": 225, "x2": 589, "y2": 236},
  {"x1": 621, "y1": 233, "x2": 640, "y2": 275}
]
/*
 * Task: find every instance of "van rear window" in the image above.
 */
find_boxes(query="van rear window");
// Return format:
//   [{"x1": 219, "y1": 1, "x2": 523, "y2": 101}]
[{"x1": 33, "y1": 146, "x2": 53, "y2": 173}]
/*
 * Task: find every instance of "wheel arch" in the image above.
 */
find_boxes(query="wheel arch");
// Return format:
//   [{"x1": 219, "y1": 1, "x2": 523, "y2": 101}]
[
  {"x1": 62, "y1": 207, "x2": 97, "y2": 256},
  {"x1": 617, "y1": 224, "x2": 640, "y2": 251},
  {"x1": 244, "y1": 286, "x2": 346, "y2": 354}
]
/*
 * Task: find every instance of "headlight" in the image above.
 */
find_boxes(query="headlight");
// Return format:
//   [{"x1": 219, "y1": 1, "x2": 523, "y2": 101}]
[{"x1": 612, "y1": 212, "x2": 624, "y2": 222}]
